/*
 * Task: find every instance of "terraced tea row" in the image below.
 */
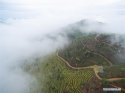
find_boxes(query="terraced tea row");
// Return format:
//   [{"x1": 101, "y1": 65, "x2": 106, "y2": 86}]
[{"x1": 24, "y1": 55, "x2": 94, "y2": 93}]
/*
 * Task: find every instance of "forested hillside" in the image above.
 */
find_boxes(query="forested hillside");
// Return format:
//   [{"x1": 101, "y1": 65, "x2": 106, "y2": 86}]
[{"x1": 59, "y1": 32, "x2": 124, "y2": 67}]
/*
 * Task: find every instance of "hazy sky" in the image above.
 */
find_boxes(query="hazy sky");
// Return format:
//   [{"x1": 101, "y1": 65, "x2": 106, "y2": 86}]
[
  {"x1": 0, "y1": 0, "x2": 124, "y2": 22},
  {"x1": 0, "y1": 0, "x2": 125, "y2": 31},
  {"x1": 0, "y1": 0, "x2": 125, "y2": 93}
]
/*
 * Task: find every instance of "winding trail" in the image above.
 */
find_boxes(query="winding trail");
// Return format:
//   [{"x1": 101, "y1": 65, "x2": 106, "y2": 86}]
[
  {"x1": 57, "y1": 52, "x2": 93, "y2": 70},
  {"x1": 57, "y1": 35, "x2": 125, "y2": 82},
  {"x1": 81, "y1": 36, "x2": 113, "y2": 66},
  {"x1": 88, "y1": 50, "x2": 113, "y2": 66},
  {"x1": 57, "y1": 52, "x2": 125, "y2": 82},
  {"x1": 95, "y1": 35, "x2": 118, "y2": 53},
  {"x1": 56, "y1": 35, "x2": 125, "y2": 92}
]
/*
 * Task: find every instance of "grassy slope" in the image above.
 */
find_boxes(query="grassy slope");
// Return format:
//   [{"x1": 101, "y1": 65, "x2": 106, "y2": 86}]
[
  {"x1": 24, "y1": 54, "x2": 94, "y2": 93},
  {"x1": 23, "y1": 32, "x2": 125, "y2": 93}
]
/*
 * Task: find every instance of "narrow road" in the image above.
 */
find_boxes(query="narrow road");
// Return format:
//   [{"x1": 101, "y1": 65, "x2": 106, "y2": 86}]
[
  {"x1": 57, "y1": 52, "x2": 125, "y2": 82},
  {"x1": 107, "y1": 78, "x2": 125, "y2": 82},
  {"x1": 94, "y1": 35, "x2": 113, "y2": 66},
  {"x1": 88, "y1": 50, "x2": 113, "y2": 66},
  {"x1": 57, "y1": 52, "x2": 102, "y2": 80},
  {"x1": 57, "y1": 52, "x2": 92, "y2": 70},
  {"x1": 95, "y1": 35, "x2": 118, "y2": 53}
]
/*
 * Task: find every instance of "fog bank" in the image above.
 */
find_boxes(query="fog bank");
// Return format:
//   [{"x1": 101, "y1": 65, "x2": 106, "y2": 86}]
[{"x1": 0, "y1": 0, "x2": 125, "y2": 93}]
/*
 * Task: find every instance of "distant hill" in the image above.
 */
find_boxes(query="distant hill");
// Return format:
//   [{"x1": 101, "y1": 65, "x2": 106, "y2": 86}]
[
  {"x1": 59, "y1": 20, "x2": 125, "y2": 67},
  {"x1": 24, "y1": 19, "x2": 125, "y2": 93}
]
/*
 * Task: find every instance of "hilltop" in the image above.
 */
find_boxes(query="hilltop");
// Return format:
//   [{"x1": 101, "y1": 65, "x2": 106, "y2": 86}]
[{"x1": 24, "y1": 20, "x2": 125, "y2": 93}]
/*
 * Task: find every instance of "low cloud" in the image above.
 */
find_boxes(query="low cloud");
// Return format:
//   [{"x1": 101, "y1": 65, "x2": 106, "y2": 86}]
[
  {"x1": 0, "y1": 18, "x2": 69, "y2": 93},
  {"x1": 0, "y1": 0, "x2": 125, "y2": 93}
]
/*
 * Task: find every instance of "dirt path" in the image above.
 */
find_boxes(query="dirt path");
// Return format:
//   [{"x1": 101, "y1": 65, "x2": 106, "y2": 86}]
[
  {"x1": 94, "y1": 35, "x2": 113, "y2": 66},
  {"x1": 57, "y1": 52, "x2": 125, "y2": 82},
  {"x1": 107, "y1": 78, "x2": 125, "y2": 82},
  {"x1": 95, "y1": 35, "x2": 118, "y2": 54},
  {"x1": 88, "y1": 50, "x2": 113, "y2": 66},
  {"x1": 57, "y1": 52, "x2": 102, "y2": 80},
  {"x1": 57, "y1": 52, "x2": 92, "y2": 70}
]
